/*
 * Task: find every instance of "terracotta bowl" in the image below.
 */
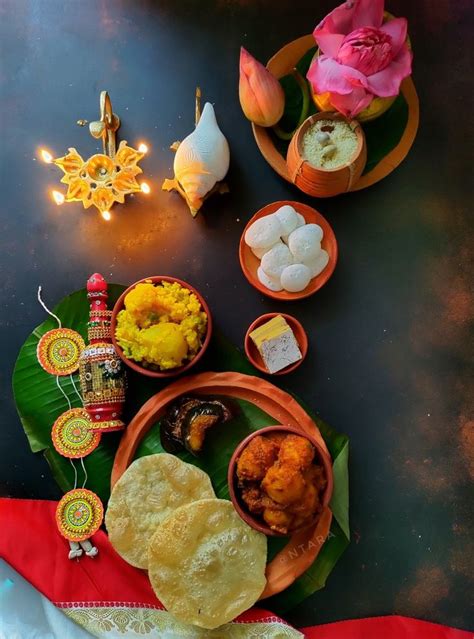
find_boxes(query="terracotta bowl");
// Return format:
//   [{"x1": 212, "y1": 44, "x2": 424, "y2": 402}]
[
  {"x1": 287, "y1": 112, "x2": 367, "y2": 197},
  {"x1": 228, "y1": 425, "x2": 333, "y2": 537},
  {"x1": 239, "y1": 200, "x2": 338, "y2": 301},
  {"x1": 110, "y1": 276, "x2": 212, "y2": 379},
  {"x1": 244, "y1": 313, "x2": 308, "y2": 375}
]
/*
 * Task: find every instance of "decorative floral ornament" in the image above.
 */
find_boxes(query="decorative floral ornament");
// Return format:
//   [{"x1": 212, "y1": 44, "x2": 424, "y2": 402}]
[
  {"x1": 307, "y1": 0, "x2": 412, "y2": 118},
  {"x1": 100, "y1": 358, "x2": 122, "y2": 379},
  {"x1": 54, "y1": 141, "x2": 145, "y2": 214}
]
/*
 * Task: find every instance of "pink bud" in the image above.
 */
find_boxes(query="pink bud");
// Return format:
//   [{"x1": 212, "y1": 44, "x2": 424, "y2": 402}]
[{"x1": 239, "y1": 47, "x2": 285, "y2": 127}]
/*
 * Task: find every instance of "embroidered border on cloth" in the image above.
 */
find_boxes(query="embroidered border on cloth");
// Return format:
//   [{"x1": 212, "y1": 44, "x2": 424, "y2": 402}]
[{"x1": 59, "y1": 603, "x2": 304, "y2": 638}]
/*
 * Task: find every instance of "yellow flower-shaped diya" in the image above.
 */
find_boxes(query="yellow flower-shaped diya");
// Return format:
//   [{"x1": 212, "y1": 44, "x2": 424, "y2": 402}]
[{"x1": 41, "y1": 91, "x2": 150, "y2": 221}]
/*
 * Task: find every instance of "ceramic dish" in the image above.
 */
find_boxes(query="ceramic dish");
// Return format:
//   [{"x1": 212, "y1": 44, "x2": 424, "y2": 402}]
[
  {"x1": 252, "y1": 34, "x2": 419, "y2": 192},
  {"x1": 110, "y1": 276, "x2": 212, "y2": 378},
  {"x1": 239, "y1": 200, "x2": 337, "y2": 300},
  {"x1": 111, "y1": 371, "x2": 333, "y2": 600},
  {"x1": 228, "y1": 425, "x2": 333, "y2": 537},
  {"x1": 244, "y1": 313, "x2": 308, "y2": 375}
]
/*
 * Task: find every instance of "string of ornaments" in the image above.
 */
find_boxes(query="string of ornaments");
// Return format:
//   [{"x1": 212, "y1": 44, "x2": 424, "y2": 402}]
[{"x1": 36, "y1": 274, "x2": 127, "y2": 559}]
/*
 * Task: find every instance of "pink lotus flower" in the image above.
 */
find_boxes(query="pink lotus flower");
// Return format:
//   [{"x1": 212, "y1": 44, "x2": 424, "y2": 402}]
[
  {"x1": 307, "y1": 0, "x2": 412, "y2": 118},
  {"x1": 239, "y1": 47, "x2": 285, "y2": 127}
]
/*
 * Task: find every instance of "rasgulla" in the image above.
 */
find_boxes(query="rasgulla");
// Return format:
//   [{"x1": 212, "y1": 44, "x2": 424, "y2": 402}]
[
  {"x1": 245, "y1": 215, "x2": 282, "y2": 249},
  {"x1": 257, "y1": 266, "x2": 283, "y2": 292},
  {"x1": 280, "y1": 264, "x2": 312, "y2": 293},
  {"x1": 261, "y1": 243, "x2": 293, "y2": 279},
  {"x1": 288, "y1": 224, "x2": 323, "y2": 262},
  {"x1": 251, "y1": 240, "x2": 282, "y2": 259},
  {"x1": 303, "y1": 249, "x2": 329, "y2": 278},
  {"x1": 275, "y1": 205, "x2": 298, "y2": 236}
]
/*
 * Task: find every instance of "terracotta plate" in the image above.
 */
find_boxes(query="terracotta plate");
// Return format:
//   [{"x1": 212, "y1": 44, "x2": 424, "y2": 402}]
[
  {"x1": 239, "y1": 200, "x2": 338, "y2": 300},
  {"x1": 112, "y1": 371, "x2": 333, "y2": 600},
  {"x1": 252, "y1": 34, "x2": 420, "y2": 192}
]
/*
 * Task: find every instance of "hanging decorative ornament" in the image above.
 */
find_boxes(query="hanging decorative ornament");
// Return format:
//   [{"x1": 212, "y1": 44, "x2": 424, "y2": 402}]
[
  {"x1": 79, "y1": 273, "x2": 127, "y2": 432},
  {"x1": 56, "y1": 489, "x2": 104, "y2": 554},
  {"x1": 37, "y1": 328, "x2": 85, "y2": 376},
  {"x1": 51, "y1": 408, "x2": 101, "y2": 459},
  {"x1": 35, "y1": 285, "x2": 104, "y2": 560}
]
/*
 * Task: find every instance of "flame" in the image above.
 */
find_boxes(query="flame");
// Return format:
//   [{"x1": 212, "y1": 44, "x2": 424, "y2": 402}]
[
  {"x1": 101, "y1": 210, "x2": 112, "y2": 221},
  {"x1": 52, "y1": 190, "x2": 65, "y2": 205},
  {"x1": 140, "y1": 182, "x2": 151, "y2": 194},
  {"x1": 41, "y1": 149, "x2": 53, "y2": 163},
  {"x1": 138, "y1": 143, "x2": 149, "y2": 154}
]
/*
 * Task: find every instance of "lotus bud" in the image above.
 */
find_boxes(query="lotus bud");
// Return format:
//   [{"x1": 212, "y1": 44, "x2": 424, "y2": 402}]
[{"x1": 239, "y1": 47, "x2": 285, "y2": 127}]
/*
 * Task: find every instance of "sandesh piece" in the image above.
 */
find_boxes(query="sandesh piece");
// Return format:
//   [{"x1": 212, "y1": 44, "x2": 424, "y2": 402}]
[{"x1": 250, "y1": 314, "x2": 302, "y2": 373}]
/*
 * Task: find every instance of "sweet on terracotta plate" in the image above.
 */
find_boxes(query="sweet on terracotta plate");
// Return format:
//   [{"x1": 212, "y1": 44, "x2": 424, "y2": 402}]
[{"x1": 239, "y1": 200, "x2": 338, "y2": 300}]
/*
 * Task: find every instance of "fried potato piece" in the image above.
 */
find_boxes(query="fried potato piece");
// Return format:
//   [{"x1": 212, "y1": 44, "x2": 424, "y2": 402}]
[
  {"x1": 263, "y1": 507, "x2": 294, "y2": 534},
  {"x1": 305, "y1": 463, "x2": 328, "y2": 492},
  {"x1": 278, "y1": 434, "x2": 315, "y2": 470},
  {"x1": 236, "y1": 435, "x2": 279, "y2": 482},
  {"x1": 105, "y1": 453, "x2": 215, "y2": 569},
  {"x1": 261, "y1": 462, "x2": 306, "y2": 505},
  {"x1": 148, "y1": 499, "x2": 267, "y2": 629},
  {"x1": 288, "y1": 479, "x2": 319, "y2": 515},
  {"x1": 240, "y1": 484, "x2": 265, "y2": 514}
]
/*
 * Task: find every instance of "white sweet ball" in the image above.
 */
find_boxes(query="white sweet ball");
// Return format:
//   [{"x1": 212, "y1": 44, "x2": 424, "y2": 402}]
[
  {"x1": 303, "y1": 249, "x2": 330, "y2": 278},
  {"x1": 257, "y1": 266, "x2": 283, "y2": 292},
  {"x1": 261, "y1": 243, "x2": 293, "y2": 279},
  {"x1": 282, "y1": 212, "x2": 307, "y2": 243},
  {"x1": 288, "y1": 224, "x2": 324, "y2": 262},
  {"x1": 245, "y1": 214, "x2": 282, "y2": 249},
  {"x1": 275, "y1": 205, "x2": 298, "y2": 236},
  {"x1": 251, "y1": 240, "x2": 281, "y2": 260},
  {"x1": 280, "y1": 263, "x2": 312, "y2": 293},
  {"x1": 296, "y1": 212, "x2": 306, "y2": 227}
]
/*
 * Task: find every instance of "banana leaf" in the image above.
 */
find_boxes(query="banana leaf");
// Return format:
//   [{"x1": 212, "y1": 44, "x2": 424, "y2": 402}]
[
  {"x1": 12, "y1": 286, "x2": 350, "y2": 613},
  {"x1": 272, "y1": 46, "x2": 409, "y2": 175}
]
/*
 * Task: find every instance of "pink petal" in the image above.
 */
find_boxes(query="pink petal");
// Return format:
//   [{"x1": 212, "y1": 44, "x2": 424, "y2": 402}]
[
  {"x1": 307, "y1": 55, "x2": 368, "y2": 96},
  {"x1": 366, "y1": 46, "x2": 412, "y2": 96},
  {"x1": 314, "y1": 32, "x2": 345, "y2": 57},
  {"x1": 314, "y1": 1, "x2": 356, "y2": 36},
  {"x1": 352, "y1": 0, "x2": 384, "y2": 29},
  {"x1": 329, "y1": 87, "x2": 374, "y2": 118},
  {"x1": 380, "y1": 17, "x2": 408, "y2": 57}
]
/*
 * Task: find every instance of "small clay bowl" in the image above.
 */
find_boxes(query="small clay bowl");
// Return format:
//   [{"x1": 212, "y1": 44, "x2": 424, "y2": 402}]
[
  {"x1": 110, "y1": 276, "x2": 212, "y2": 379},
  {"x1": 287, "y1": 113, "x2": 367, "y2": 197},
  {"x1": 239, "y1": 200, "x2": 338, "y2": 301},
  {"x1": 244, "y1": 313, "x2": 308, "y2": 375},
  {"x1": 228, "y1": 425, "x2": 333, "y2": 537}
]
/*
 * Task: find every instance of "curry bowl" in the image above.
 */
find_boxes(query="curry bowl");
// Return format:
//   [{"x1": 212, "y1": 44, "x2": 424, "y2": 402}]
[{"x1": 228, "y1": 425, "x2": 333, "y2": 537}]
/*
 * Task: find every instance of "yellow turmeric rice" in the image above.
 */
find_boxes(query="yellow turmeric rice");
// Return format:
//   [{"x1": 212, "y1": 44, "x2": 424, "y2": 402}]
[{"x1": 115, "y1": 281, "x2": 207, "y2": 370}]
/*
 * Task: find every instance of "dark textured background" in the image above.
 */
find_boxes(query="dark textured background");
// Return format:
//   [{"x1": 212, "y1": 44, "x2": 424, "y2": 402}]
[{"x1": 0, "y1": 0, "x2": 472, "y2": 631}]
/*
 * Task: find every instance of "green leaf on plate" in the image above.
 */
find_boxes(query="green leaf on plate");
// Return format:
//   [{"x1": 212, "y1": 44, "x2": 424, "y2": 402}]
[{"x1": 12, "y1": 286, "x2": 350, "y2": 613}]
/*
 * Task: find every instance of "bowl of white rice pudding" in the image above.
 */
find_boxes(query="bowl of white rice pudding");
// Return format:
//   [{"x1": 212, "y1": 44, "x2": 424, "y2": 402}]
[{"x1": 287, "y1": 112, "x2": 366, "y2": 197}]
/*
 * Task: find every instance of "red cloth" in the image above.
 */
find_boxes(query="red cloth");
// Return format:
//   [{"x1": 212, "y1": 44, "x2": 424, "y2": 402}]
[
  {"x1": 301, "y1": 617, "x2": 473, "y2": 639},
  {"x1": 0, "y1": 498, "x2": 471, "y2": 638}
]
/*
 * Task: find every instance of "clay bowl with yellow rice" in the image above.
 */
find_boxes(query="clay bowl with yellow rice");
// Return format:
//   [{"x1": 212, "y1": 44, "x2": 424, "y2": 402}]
[
  {"x1": 228, "y1": 425, "x2": 333, "y2": 537},
  {"x1": 111, "y1": 276, "x2": 212, "y2": 378}
]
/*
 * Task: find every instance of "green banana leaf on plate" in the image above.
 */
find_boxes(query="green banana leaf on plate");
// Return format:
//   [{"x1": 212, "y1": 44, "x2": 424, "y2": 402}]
[{"x1": 12, "y1": 284, "x2": 349, "y2": 613}]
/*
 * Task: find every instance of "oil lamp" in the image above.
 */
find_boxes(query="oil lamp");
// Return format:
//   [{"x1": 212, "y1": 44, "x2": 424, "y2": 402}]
[{"x1": 40, "y1": 91, "x2": 150, "y2": 221}]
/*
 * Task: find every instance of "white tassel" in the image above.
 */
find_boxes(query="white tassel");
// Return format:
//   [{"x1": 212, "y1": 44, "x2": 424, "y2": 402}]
[{"x1": 68, "y1": 541, "x2": 83, "y2": 560}]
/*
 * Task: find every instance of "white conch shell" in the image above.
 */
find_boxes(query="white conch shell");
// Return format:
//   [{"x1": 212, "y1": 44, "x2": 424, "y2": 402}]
[{"x1": 173, "y1": 102, "x2": 230, "y2": 206}]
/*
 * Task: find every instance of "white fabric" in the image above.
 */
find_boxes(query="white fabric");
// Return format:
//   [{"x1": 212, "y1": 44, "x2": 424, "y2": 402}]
[{"x1": 0, "y1": 560, "x2": 93, "y2": 639}]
